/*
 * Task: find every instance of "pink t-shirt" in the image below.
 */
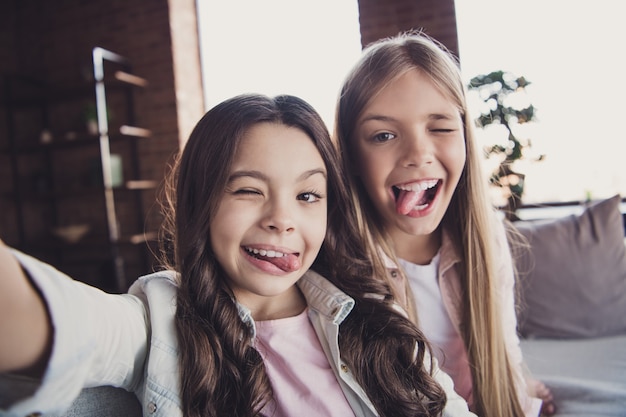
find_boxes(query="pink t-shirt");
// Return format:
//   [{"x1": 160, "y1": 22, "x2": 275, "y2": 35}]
[{"x1": 255, "y1": 309, "x2": 355, "y2": 417}]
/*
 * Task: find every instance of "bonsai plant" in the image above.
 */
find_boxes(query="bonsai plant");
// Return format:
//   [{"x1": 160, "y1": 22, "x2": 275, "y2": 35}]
[{"x1": 467, "y1": 70, "x2": 542, "y2": 220}]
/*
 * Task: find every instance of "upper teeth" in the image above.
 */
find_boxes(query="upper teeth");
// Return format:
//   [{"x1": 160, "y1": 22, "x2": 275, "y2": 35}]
[
  {"x1": 246, "y1": 247, "x2": 286, "y2": 257},
  {"x1": 397, "y1": 180, "x2": 438, "y2": 192}
]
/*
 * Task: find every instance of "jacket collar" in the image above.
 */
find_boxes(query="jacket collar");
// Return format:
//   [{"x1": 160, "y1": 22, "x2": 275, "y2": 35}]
[
  {"x1": 439, "y1": 227, "x2": 462, "y2": 276},
  {"x1": 297, "y1": 270, "x2": 355, "y2": 325},
  {"x1": 235, "y1": 269, "x2": 355, "y2": 338}
]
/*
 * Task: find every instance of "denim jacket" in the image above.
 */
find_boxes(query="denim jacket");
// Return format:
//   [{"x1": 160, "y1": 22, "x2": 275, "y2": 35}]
[{"x1": 3, "y1": 249, "x2": 475, "y2": 417}]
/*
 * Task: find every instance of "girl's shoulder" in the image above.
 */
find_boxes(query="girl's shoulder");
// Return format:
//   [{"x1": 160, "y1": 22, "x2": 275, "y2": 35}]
[
  {"x1": 127, "y1": 270, "x2": 179, "y2": 322},
  {"x1": 129, "y1": 270, "x2": 178, "y2": 294}
]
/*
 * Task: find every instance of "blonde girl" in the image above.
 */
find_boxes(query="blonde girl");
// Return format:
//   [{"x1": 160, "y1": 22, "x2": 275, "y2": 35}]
[{"x1": 334, "y1": 31, "x2": 553, "y2": 417}]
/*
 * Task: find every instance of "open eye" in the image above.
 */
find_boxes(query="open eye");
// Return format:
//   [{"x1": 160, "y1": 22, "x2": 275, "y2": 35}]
[
  {"x1": 372, "y1": 132, "x2": 396, "y2": 143},
  {"x1": 297, "y1": 191, "x2": 323, "y2": 203}
]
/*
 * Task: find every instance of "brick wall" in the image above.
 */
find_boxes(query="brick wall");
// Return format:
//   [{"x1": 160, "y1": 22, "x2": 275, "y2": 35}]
[
  {"x1": 0, "y1": 0, "x2": 190, "y2": 290},
  {"x1": 0, "y1": 0, "x2": 460, "y2": 289},
  {"x1": 0, "y1": 0, "x2": 184, "y2": 179},
  {"x1": 357, "y1": 0, "x2": 459, "y2": 58}
]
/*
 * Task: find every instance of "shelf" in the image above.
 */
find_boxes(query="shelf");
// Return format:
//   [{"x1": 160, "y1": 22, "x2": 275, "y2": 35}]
[
  {"x1": 1, "y1": 128, "x2": 151, "y2": 155},
  {"x1": 125, "y1": 180, "x2": 158, "y2": 190},
  {"x1": 119, "y1": 125, "x2": 151, "y2": 138},
  {"x1": 2, "y1": 80, "x2": 139, "y2": 108},
  {"x1": 125, "y1": 231, "x2": 158, "y2": 245},
  {"x1": 3, "y1": 72, "x2": 147, "y2": 109},
  {"x1": 19, "y1": 235, "x2": 112, "y2": 251},
  {"x1": 15, "y1": 183, "x2": 157, "y2": 201},
  {"x1": 17, "y1": 229, "x2": 158, "y2": 252},
  {"x1": 4, "y1": 135, "x2": 99, "y2": 153},
  {"x1": 114, "y1": 71, "x2": 148, "y2": 87},
  {"x1": 3, "y1": 47, "x2": 157, "y2": 292}
]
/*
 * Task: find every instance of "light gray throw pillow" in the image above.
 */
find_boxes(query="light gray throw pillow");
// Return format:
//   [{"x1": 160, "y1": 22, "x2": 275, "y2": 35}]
[{"x1": 513, "y1": 194, "x2": 626, "y2": 339}]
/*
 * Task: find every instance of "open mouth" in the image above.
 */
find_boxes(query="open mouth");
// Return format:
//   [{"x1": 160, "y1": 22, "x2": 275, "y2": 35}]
[
  {"x1": 243, "y1": 246, "x2": 301, "y2": 272},
  {"x1": 392, "y1": 179, "x2": 441, "y2": 215}
]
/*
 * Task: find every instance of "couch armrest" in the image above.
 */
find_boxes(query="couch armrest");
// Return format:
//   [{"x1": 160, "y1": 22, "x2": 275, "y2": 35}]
[
  {"x1": 0, "y1": 373, "x2": 141, "y2": 417},
  {"x1": 62, "y1": 386, "x2": 142, "y2": 417}
]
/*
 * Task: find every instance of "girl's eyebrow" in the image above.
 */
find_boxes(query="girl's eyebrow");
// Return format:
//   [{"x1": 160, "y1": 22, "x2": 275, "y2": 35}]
[
  {"x1": 228, "y1": 168, "x2": 327, "y2": 183},
  {"x1": 360, "y1": 112, "x2": 457, "y2": 124},
  {"x1": 359, "y1": 114, "x2": 396, "y2": 124},
  {"x1": 428, "y1": 113, "x2": 457, "y2": 121},
  {"x1": 301, "y1": 168, "x2": 327, "y2": 181},
  {"x1": 228, "y1": 170, "x2": 268, "y2": 182}
]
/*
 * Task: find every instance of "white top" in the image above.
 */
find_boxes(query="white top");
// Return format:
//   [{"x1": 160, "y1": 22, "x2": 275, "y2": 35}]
[{"x1": 400, "y1": 253, "x2": 473, "y2": 402}]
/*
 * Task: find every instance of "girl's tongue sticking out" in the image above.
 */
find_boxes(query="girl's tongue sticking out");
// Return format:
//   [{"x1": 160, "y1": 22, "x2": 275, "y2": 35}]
[
  {"x1": 396, "y1": 189, "x2": 428, "y2": 215},
  {"x1": 394, "y1": 180, "x2": 439, "y2": 215},
  {"x1": 245, "y1": 247, "x2": 301, "y2": 272}
]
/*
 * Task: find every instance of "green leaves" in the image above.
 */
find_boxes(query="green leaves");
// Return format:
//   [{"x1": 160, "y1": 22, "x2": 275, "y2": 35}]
[{"x1": 468, "y1": 70, "x2": 539, "y2": 218}]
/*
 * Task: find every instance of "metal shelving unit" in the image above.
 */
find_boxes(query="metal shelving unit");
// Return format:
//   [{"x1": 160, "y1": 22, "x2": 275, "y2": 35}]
[
  {"x1": 92, "y1": 47, "x2": 154, "y2": 290},
  {"x1": 2, "y1": 48, "x2": 157, "y2": 292}
]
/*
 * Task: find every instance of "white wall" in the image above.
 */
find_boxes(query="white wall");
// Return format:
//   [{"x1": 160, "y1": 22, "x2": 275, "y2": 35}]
[
  {"x1": 196, "y1": 0, "x2": 362, "y2": 129},
  {"x1": 456, "y1": 0, "x2": 626, "y2": 203}
]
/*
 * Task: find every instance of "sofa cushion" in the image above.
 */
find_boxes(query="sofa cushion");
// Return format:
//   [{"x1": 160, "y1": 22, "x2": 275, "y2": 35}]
[
  {"x1": 520, "y1": 334, "x2": 626, "y2": 416},
  {"x1": 513, "y1": 194, "x2": 626, "y2": 339},
  {"x1": 61, "y1": 386, "x2": 142, "y2": 417},
  {"x1": 0, "y1": 373, "x2": 142, "y2": 416}
]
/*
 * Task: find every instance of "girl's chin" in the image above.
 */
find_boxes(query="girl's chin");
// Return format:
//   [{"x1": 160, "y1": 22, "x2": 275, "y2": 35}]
[{"x1": 392, "y1": 212, "x2": 442, "y2": 237}]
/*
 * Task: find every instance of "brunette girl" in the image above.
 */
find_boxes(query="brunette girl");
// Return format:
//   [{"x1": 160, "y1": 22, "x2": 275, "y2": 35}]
[{"x1": 1, "y1": 94, "x2": 475, "y2": 417}]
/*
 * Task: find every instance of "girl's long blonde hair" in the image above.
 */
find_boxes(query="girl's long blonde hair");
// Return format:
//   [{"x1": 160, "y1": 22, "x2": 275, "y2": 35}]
[{"x1": 334, "y1": 31, "x2": 525, "y2": 417}]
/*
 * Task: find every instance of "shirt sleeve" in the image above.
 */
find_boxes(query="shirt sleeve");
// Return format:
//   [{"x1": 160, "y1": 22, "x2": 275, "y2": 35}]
[
  {"x1": 492, "y1": 219, "x2": 543, "y2": 417},
  {"x1": 3, "y1": 249, "x2": 149, "y2": 417},
  {"x1": 428, "y1": 354, "x2": 477, "y2": 417}
]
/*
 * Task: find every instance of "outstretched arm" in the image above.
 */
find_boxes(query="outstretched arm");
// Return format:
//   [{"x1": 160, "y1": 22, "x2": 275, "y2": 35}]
[
  {"x1": 1, "y1": 241, "x2": 150, "y2": 415},
  {"x1": 0, "y1": 239, "x2": 52, "y2": 376}
]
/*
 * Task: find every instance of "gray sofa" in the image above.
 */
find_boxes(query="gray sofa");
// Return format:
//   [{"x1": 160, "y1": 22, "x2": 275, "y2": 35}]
[
  {"x1": 4, "y1": 196, "x2": 626, "y2": 416},
  {"x1": 0, "y1": 373, "x2": 141, "y2": 417},
  {"x1": 521, "y1": 335, "x2": 626, "y2": 416},
  {"x1": 513, "y1": 195, "x2": 626, "y2": 416},
  {"x1": 58, "y1": 386, "x2": 141, "y2": 417}
]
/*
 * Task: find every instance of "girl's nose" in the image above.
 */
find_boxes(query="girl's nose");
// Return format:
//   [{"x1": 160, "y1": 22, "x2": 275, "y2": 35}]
[
  {"x1": 401, "y1": 131, "x2": 434, "y2": 168},
  {"x1": 262, "y1": 200, "x2": 295, "y2": 233}
]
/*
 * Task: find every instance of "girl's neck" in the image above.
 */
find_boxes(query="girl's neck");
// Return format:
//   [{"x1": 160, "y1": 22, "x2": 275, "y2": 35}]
[
  {"x1": 247, "y1": 285, "x2": 307, "y2": 322},
  {"x1": 390, "y1": 228, "x2": 442, "y2": 266}
]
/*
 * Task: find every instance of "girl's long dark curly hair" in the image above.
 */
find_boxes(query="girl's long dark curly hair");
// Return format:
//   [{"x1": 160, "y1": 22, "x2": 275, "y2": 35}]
[{"x1": 160, "y1": 93, "x2": 446, "y2": 416}]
